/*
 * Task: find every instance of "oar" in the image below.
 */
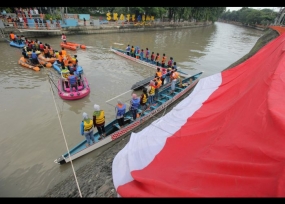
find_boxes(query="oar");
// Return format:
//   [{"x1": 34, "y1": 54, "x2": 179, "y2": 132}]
[{"x1": 177, "y1": 69, "x2": 188, "y2": 75}]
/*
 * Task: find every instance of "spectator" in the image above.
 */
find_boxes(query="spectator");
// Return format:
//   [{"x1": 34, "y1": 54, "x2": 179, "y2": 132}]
[
  {"x1": 83, "y1": 18, "x2": 86, "y2": 26},
  {"x1": 34, "y1": 7, "x2": 39, "y2": 15},
  {"x1": 29, "y1": 8, "x2": 34, "y2": 16}
]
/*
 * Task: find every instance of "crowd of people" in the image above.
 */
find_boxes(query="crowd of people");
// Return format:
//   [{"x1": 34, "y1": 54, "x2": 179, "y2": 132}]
[
  {"x1": 125, "y1": 44, "x2": 177, "y2": 69},
  {"x1": 79, "y1": 63, "x2": 181, "y2": 146},
  {"x1": 79, "y1": 43, "x2": 182, "y2": 146},
  {"x1": 12, "y1": 31, "x2": 181, "y2": 147}
]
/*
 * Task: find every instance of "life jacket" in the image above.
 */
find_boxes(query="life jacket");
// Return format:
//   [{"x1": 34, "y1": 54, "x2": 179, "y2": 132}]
[
  {"x1": 162, "y1": 56, "x2": 166, "y2": 63},
  {"x1": 31, "y1": 52, "x2": 37, "y2": 60},
  {"x1": 39, "y1": 44, "x2": 44, "y2": 50},
  {"x1": 155, "y1": 55, "x2": 160, "y2": 62},
  {"x1": 55, "y1": 52, "x2": 59, "y2": 58},
  {"x1": 68, "y1": 75, "x2": 77, "y2": 85},
  {"x1": 156, "y1": 71, "x2": 162, "y2": 78},
  {"x1": 94, "y1": 110, "x2": 105, "y2": 124},
  {"x1": 149, "y1": 86, "x2": 155, "y2": 95},
  {"x1": 130, "y1": 98, "x2": 140, "y2": 110},
  {"x1": 71, "y1": 57, "x2": 77, "y2": 65},
  {"x1": 83, "y1": 119, "x2": 93, "y2": 131},
  {"x1": 156, "y1": 79, "x2": 162, "y2": 88},
  {"x1": 116, "y1": 104, "x2": 126, "y2": 117},
  {"x1": 131, "y1": 47, "x2": 135, "y2": 53},
  {"x1": 63, "y1": 58, "x2": 69, "y2": 66},
  {"x1": 61, "y1": 69, "x2": 70, "y2": 78},
  {"x1": 10, "y1": 33, "x2": 15, "y2": 40},
  {"x1": 58, "y1": 55, "x2": 63, "y2": 62},
  {"x1": 171, "y1": 72, "x2": 179, "y2": 80},
  {"x1": 141, "y1": 93, "x2": 148, "y2": 104},
  {"x1": 61, "y1": 50, "x2": 66, "y2": 57}
]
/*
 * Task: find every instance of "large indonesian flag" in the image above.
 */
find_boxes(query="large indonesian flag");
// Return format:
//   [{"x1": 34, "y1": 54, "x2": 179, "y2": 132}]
[{"x1": 112, "y1": 32, "x2": 285, "y2": 197}]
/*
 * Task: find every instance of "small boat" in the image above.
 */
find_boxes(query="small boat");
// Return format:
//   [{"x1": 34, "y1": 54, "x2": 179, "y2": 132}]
[
  {"x1": 25, "y1": 51, "x2": 53, "y2": 68},
  {"x1": 52, "y1": 61, "x2": 84, "y2": 75},
  {"x1": 38, "y1": 53, "x2": 56, "y2": 64},
  {"x1": 60, "y1": 42, "x2": 77, "y2": 51},
  {"x1": 54, "y1": 71, "x2": 203, "y2": 165},
  {"x1": 10, "y1": 41, "x2": 25, "y2": 48},
  {"x1": 66, "y1": 42, "x2": 86, "y2": 49},
  {"x1": 18, "y1": 57, "x2": 41, "y2": 71},
  {"x1": 110, "y1": 47, "x2": 188, "y2": 76},
  {"x1": 57, "y1": 74, "x2": 90, "y2": 100}
]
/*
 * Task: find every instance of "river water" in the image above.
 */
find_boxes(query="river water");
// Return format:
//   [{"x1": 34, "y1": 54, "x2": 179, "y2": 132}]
[{"x1": 0, "y1": 22, "x2": 264, "y2": 197}]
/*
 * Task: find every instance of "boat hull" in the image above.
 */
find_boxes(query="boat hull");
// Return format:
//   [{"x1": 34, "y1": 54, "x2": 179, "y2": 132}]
[
  {"x1": 66, "y1": 42, "x2": 86, "y2": 49},
  {"x1": 54, "y1": 71, "x2": 203, "y2": 164},
  {"x1": 38, "y1": 54, "x2": 56, "y2": 66},
  {"x1": 10, "y1": 41, "x2": 25, "y2": 48},
  {"x1": 57, "y1": 76, "x2": 90, "y2": 100},
  {"x1": 110, "y1": 47, "x2": 188, "y2": 77},
  {"x1": 18, "y1": 57, "x2": 41, "y2": 71},
  {"x1": 53, "y1": 61, "x2": 84, "y2": 75},
  {"x1": 60, "y1": 42, "x2": 77, "y2": 51}
]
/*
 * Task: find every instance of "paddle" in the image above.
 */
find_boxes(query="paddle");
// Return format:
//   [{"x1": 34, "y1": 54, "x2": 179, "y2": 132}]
[{"x1": 177, "y1": 69, "x2": 188, "y2": 75}]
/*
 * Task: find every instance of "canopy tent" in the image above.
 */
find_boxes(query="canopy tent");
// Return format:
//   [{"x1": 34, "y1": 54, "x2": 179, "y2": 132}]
[{"x1": 112, "y1": 29, "x2": 285, "y2": 197}]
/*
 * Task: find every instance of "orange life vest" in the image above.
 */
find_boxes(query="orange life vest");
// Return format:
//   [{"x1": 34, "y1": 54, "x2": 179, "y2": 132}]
[
  {"x1": 155, "y1": 55, "x2": 160, "y2": 62},
  {"x1": 10, "y1": 33, "x2": 15, "y2": 40},
  {"x1": 58, "y1": 55, "x2": 63, "y2": 62},
  {"x1": 61, "y1": 50, "x2": 66, "y2": 56},
  {"x1": 171, "y1": 72, "x2": 179, "y2": 80},
  {"x1": 156, "y1": 71, "x2": 162, "y2": 78},
  {"x1": 162, "y1": 56, "x2": 166, "y2": 63}
]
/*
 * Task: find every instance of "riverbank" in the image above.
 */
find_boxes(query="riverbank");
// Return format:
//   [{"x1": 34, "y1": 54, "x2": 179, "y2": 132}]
[
  {"x1": 43, "y1": 27, "x2": 279, "y2": 197},
  {"x1": 1, "y1": 21, "x2": 212, "y2": 41}
]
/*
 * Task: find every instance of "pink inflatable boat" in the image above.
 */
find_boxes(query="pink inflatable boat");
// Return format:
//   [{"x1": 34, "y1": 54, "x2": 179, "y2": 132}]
[{"x1": 57, "y1": 76, "x2": 90, "y2": 100}]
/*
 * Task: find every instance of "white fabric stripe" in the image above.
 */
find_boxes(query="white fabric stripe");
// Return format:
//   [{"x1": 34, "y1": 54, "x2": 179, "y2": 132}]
[{"x1": 112, "y1": 73, "x2": 223, "y2": 191}]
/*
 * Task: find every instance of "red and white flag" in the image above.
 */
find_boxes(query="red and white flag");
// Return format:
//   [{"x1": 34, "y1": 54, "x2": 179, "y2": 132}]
[{"x1": 112, "y1": 32, "x2": 285, "y2": 197}]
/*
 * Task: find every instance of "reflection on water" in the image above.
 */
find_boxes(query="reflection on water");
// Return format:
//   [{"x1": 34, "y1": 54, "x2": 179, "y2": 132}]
[{"x1": 0, "y1": 22, "x2": 264, "y2": 197}]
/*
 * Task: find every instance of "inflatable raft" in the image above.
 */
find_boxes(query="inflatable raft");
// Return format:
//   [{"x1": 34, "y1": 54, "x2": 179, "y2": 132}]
[
  {"x1": 57, "y1": 75, "x2": 90, "y2": 100},
  {"x1": 60, "y1": 42, "x2": 77, "y2": 51},
  {"x1": 38, "y1": 54, "x2": 56, "y2": 64},
  {"x1": 66, "y1": 42, "x2": 86, "y2": 49},
  {"x1": 10, "y1": 41, "x2": 25, "y2": 48},
  {"x1": 18, "y1": 57, "x2": 41, "y2": 71},
  {"x1": 52, "y1": 61, "x2": 84, "y2": 75}
]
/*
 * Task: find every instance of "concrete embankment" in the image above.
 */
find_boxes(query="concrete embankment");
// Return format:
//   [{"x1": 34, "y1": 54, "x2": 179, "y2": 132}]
[{"x1": 1, "y1": 21, "x2": 212, "y2": 41}]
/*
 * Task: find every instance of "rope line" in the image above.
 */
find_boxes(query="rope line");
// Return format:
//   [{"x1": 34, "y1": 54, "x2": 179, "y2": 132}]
[{"x1": 46, "y1": 69, "x2": 83, "y2": 198}]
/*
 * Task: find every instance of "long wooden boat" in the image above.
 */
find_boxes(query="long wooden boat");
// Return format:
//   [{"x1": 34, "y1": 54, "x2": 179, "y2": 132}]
[
  {"x1": 54, "y1": 71, "x2": 203, "y2": 165},
  {"x1": 110, "y1": 47, "x2": 188, "y2": 77}
]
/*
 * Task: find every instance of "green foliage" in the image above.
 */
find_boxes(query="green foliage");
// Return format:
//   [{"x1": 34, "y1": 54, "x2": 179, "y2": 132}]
[{"x1": 220, "y1": 7, "x2": 278, "y2": 26}]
